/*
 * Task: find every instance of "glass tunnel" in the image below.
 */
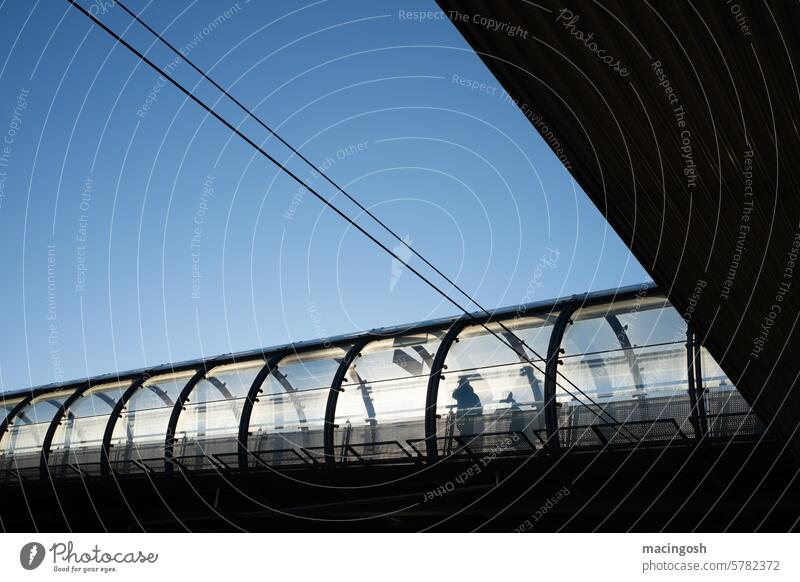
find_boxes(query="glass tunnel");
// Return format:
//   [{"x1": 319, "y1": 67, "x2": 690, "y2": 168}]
[{"x1": 0, "y1": 285, "x2": 766, "y2": 482}]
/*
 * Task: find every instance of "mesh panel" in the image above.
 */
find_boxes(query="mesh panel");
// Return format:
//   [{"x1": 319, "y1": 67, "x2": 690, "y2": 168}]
[
  {"x1": 0, "y1": 470, "x2": 22, "y2": 483},
  {"x1": 705, "y1": 389, "x2": 764, "y2": 438},
  {"x1": 251, "y1": 448, "x2": 310, "y2": 468},
  {"x1": 558, "y1": 393, "x2": 694, "y2": 446},
  {"x1": 458, "y1": 431, "x2": 534, "y2": 456},
  {"x1": 299, "y1": 446, "x2": 330, "y2": 464},
  {"x1": 72, "y1": 461, "x2": 104, "y2": 477},
  {"x1": 244, "y1": 429, "x2": 324, "y2": 468},
  {"x1": 107, "y1": 441, "x2": 164, "y2": 466},
  {"x1": 346, "y1": 441, "x2": 412, "y2": 462},
  {"x1": 434, "y1": 409, "x2": 545, "y2": 456},
  {"x1": 1, "y1": 452, "x2": 39, "y2": 473},
  {"x1": 171, "y1": 454, "x2": 226, "y2": 472},
  {"x1": 593, "y1": 419, "x2": 687, "y2": 445},
  {"x1": 558, "y1": 424, "x2": 604, "y2": 448},
  {"x1": 172, "y1": 436, "x2": 238, "y2": 471},
  {"x1": 109, "y1": 459, "x2": 150, "y2": 475},
  {"x1": 435, "y1": 436, "x2": 473, "y2": 458},
  {"x1": 13, "y1": 465, "x2": 43, "y2": 480},
  {"x1": 107, "y1": 441, "x2": 166, "y2": 474},
  {"x1": 52, "y1": 448, "x2": 104, "y2": 476},
  {"x1": 247, "y1": 428, "x2": 322, "y2": 461},
  {"x1": 43, "y1": 463, "x2": 83, "y2": 480},
  {"x1": 336, "y1": 420, "x2": 423, "y2": 462}
]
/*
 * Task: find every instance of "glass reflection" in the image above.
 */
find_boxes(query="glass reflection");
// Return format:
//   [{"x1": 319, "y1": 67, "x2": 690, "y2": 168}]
[
  {"x1": 333, "y1": 332, "x2": 443, "y2": 461},
  {"x1": 173, "y1": 360, "x2": 264, "y2": 469},
  {"x1": 0, "y1": 389, "x2": 76, "y2": 473},
  {"x1": 0, "y1": 290, "x2": 770, "y2": 480},
  {"x1": 108, "y1": 370, "x2": 195, "y2": 471},
  {"x1": 48, "y1": 380, "x2": 130, "y2": 473},
  {"x1": 248, "y1": 346, "x2": 349, "y2": 466},
  {"x1": 436, "y1": 314, "x2": 556, "y2": 455},
  {"x1": 557, "y1": 296, "x2": 691, "y2": 446}
]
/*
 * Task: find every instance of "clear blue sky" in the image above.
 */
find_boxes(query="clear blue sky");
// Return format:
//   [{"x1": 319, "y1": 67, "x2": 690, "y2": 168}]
[{"x1": 0, "y1": 0, "x2": 650, "y2": 392}]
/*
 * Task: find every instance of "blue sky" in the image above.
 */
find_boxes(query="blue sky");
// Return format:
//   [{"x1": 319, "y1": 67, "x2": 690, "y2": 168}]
[{"x1": 0, "y1": 0, "x2": 650, "y2": 392}]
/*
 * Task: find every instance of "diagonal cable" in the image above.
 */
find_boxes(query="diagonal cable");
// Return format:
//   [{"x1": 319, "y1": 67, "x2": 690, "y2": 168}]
[
  {"x1": 65, "y1": 0, "x2": 638, "y2": 440},
  {"x1": 113, "y1": 0, "x2": 637, "y2": 439}
]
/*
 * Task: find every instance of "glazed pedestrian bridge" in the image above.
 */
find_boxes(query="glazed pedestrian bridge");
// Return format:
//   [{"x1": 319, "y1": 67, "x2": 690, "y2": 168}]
[{"x1": 0, "y1": 285, "x2": 764, "y2": 483}]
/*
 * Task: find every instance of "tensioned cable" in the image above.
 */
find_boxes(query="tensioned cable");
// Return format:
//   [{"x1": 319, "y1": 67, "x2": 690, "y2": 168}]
[
  {"x1": 65, "y1": 0, "x2": 637, "y2": 440},
  {"x1": 112, "y1": 1, "x2": 640, "y2": 442},
  {"x1": 110, "y1": 0, "x2": 618, "y2": 421},
  {"x1": 67, "y1": 0, "x2": 635, "y2": 440}
]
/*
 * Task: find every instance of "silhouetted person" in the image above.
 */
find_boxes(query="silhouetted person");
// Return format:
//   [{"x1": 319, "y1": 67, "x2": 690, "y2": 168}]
[
  {"x1": 452, "y1": 380, "x2": 482, "y2": 436},
  {"x1": 500, "y1": 390, "x2": 520, "y2": 410},
  {"x1": 501, "y1": 391, "x2": 526, "y2": 438}
]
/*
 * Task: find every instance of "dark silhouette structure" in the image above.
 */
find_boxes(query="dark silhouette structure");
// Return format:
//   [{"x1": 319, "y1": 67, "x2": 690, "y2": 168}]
[
  {"x1": 437, "y1": 0, "x2": 800, "y2": 457},
  {"x1": 1, "y1": 285, "x2": 796, "y2": 531}
]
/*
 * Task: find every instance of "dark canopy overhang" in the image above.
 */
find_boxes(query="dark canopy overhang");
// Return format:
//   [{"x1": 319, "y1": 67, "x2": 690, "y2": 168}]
[{"x1": 437, "y1": 0, "x2": 800, "y2": 453}]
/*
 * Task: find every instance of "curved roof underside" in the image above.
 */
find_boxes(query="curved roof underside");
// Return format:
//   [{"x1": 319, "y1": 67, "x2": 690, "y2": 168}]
[{"x1": 437, "y1": 0, "x2": 800, "y2": 454}]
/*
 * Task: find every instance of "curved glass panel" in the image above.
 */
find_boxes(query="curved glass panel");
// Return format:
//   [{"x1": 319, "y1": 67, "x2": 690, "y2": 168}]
[
  {"x1": 248, "y1": 346, "x2": 350, "y2": 466},
  {"x1": 108, "y1": 370, "x2": 195, "y2": 472},
  {"x1": 557, "y1": 295, "x2": 690, "y2": 446},
  {"x1": 46, "y1": 380, "x2": 130, "y2": 476},
  {"x1": 0, "y1": 288, "x2": 770, "y2": 482},
  {"x1": 1, "y1": 397, "x2": 23, "y2": 426},
  {"x1": 0, "y1": 397, "x2": 25, "y2": 479},
  {"x1": 0, "y1": 389, "x2": 76, "y2": 475},
  {"x1": 436, "y1": 313, "x2": 557, "y2": 456},
  {"x1": 173, "y1": 359, "x2": 265, "y2": 470},
  {"x1": 333, "y1": 332, "x2": 443, "y2": 462}
]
